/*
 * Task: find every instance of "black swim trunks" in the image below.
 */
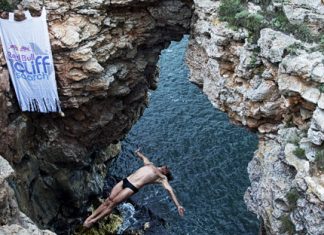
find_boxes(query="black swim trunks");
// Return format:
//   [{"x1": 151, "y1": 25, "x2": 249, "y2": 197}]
[{"x1": 122, "y1": 178, "x2": 139, "y2": 193}]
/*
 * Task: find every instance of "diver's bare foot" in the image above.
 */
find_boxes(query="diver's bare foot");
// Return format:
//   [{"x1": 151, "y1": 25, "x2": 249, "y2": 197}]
[
  {"x1": 83, "y1": 218, "x2": 90, "y2": 227},
  {"x1": 83, "y1": 220, "x2": 95, "y2": 228}
]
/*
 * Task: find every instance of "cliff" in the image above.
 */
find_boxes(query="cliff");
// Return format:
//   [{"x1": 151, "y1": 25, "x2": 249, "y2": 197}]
[
  {"x1": 0, "y1": 0, "x2": 192, "y2": 233},
  {"x1": 186, "y1": 0, "x2": 324, "y2": 234}
]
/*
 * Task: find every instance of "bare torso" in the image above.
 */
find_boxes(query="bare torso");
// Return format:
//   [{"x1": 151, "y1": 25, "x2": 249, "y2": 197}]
[{"x1": 127, "y1": 164, "x2": 163, "y2": 189}]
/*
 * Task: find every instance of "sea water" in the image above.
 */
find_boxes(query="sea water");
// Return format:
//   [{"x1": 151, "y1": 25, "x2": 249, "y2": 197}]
[{"x1": 109, "y1": 36, "x2": 259, "y2": 235}]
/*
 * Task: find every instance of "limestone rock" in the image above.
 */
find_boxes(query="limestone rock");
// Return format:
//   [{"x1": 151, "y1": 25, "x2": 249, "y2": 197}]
[
  {"x1": 108, "y1": 0, "x2": 157, "y2": 6},
  {"x1": 51, "y1": 24, "x2": 81, "y2": 48},
  {"x1": 307, "y1": 108, "x2": 324, "y2": 146},
  {"x1": 187, "y1": 2, "x2": 286, "y2": 131},
  {"x1": 308, "y1": 125, "x2": 324, "y2": 145},
  {"x1": 244, "y1": 130, "x2": 324, "y2": 235},
  {"x1": 70, "y1": 47, "x2": 93, "y2": 62},
  {"x1": 318, "y1": 94, "x2": 324, "y2": 109},
  {"x1": 258, "y1": 123, "x2": 279, "y2": 133},
  {"x1": 245, "y1": 80, "x2": 277, "y2": 102},
  {"x1": 82, "y1": 58, "x2": 104, "y2": 73},
  {"x1": 247, "y1": 2, "x2": 262, "y2": 14},
  {"x1": 0, "y1": 155, "x2": 14, "y2": 184},
  {"x1": 301, "y1": 88, "x2": 321, "y2": 104},
  {"x1": 258, "y1": 28, "x2": 298, "y2": 63},
  {"x1": 312, "y1": 107, "x2": 324, "y2": 132},
  {"x1": 0, "y1": 157, "x2": 15, "y2": 226},
  {"x1": 278, "y1": 75, "x2": 321, "y2": 104},
  {"x1": 0, "y1": 70, "x2": 10, "y2": 93},
  {"x1": 68, "y1": 69, "x2": 88, "y2": 81},
  {"x1": 283, "y1": 0, "x2": 324, "y2": 32},
  {"x1": 0, "y1": 224, "x2": 53, "y2": 235},
  {"x1": 285, "y1": 143, "x2": 309, "y2": 174},
  {"x1": 280, "y1": 52, "x2": 324, "y2": 83}
]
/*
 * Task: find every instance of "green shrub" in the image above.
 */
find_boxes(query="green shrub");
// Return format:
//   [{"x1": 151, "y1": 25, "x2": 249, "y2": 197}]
[
  {"x1": 286, "y1": 188, "x2": 300, "y2": 210},
  {"x1": 218, "y1": 0, "x2": 244, "y2": 25},
  {"x1": 270, "y1": 10, "x2": 314, "y2": 42},
  {"x1": 286, "y1": 42, "x2": 305, "y2": 56},
  {"x1": 293, "y1": 147, "x2": 307, "y2": 160},
  {"x1": 279, "y1": 215, "x2": 295, "y2": 235},
  {"x1": 218, "y1": 0, "x2": 265, "y2": 42},
  {"x1": 287, "y1": 135, "x2": 300, "y2": 145},
  {"x1": 235, "y1": 11, "x2": 265, "y2": 42},
  {"x1": 319, "y1": 84, "x2": 324, "y2": 93},
  {"x1": 218, "y1": 0, "x2": 319, "y2": 44},
  {"x1": 248, "y1": 52, "x2": 265, "y2": 70},
  {"x1": 270, "y1": 10, "x2": 287, "y2": 29},
  {"x1": 249, "y1": 53, "x2": 258, "y2": 68},
  {"x1": 0, "y1": 0, "x2": 13, "y2": 11},
  {"x1": 284, "y1": 115, "x2": 295, "y2": 128},
  {"x1": 290, "y1": 24, "x2": 313, "y2": 43},
  {"x1": 315, "y1": 150, "x2": 324, "y2": 172},
  {"x1": 319, "y1": 34, "x2": 324, "y2": 53}
]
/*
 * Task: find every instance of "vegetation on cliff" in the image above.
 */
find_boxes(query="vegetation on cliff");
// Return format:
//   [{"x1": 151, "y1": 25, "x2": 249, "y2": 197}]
[
  {"x1": 0, "y1": 0, "x2": 13, "y2": 11},
  {"x1": 315, "y1": 150, "x2": 324, "y2": 172},
  {"x1": 293, "y1": 147, "x2": 307, "y2": 160},
  {"x1": 279, "y1": 215, "x2": 295, "y2": 235},
  {"x1": 218, "y1": 0, "x2": 323, "y2": 45}
]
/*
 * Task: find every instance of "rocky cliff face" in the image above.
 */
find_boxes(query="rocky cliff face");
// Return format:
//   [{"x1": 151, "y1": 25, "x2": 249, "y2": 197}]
[
  {"x1": 0, "y1": 155, "x2": 55, "y2": 235},
  {"x1": 0, "y1": 0, "x2": 192, "y2": 233},
  {"x1": 187, "y1": 0, "x2": 324, "y2": 234}
]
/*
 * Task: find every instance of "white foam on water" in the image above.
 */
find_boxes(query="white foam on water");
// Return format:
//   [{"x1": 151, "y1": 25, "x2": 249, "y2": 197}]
[{"x1": 117, "y1": 202, "x2": 137, "y2": 234}]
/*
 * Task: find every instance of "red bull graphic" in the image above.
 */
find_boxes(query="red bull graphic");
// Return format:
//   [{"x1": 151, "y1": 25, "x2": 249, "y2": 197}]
[{"x1": 7, "y1": 44, "x2": 51, "y2": 81}]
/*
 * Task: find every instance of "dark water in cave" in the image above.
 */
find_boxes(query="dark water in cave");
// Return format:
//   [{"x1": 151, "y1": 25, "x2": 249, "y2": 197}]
[{"x1": 109, "y1": 36, "x2": 259, "y2": 235}]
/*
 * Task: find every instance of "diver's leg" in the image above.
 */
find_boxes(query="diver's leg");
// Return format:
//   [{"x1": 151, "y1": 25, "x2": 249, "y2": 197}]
[
  {"x1": 83, "y1": 180, "x2": 123, "y2": 226},
  {"x1": 86, "y1": 188, "x2": 134, "y2": 227}
]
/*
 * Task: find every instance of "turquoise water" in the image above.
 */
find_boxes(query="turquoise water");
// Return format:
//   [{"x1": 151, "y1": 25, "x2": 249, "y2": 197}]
[{"x1": 109, "y1": 36, "x2": 259, "y2": 234}]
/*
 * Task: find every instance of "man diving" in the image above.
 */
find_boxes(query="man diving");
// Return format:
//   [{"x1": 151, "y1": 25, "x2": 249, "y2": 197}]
[{"x1": 83, "y1": 148, "x2": 185, "y2": 228}]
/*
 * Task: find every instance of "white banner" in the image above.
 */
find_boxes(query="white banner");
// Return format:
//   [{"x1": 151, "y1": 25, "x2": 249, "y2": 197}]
[{"x1": 0, "y1": 8, "x2": 61, "y2": 113}]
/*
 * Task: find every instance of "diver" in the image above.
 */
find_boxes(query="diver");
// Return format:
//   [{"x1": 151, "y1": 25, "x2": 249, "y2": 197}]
[{"x1": 83, "y1": 148, "x2": 185, "y2": 228}]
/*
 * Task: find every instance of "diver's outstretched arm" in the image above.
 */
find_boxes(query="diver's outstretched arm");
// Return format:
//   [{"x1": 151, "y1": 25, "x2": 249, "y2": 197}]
[
  {"x1": 134, "y1": 148, "x2": 153, "y2": 165},
  {"x1": 161, "y1": 179, "x2": 185, "y2": 217}
]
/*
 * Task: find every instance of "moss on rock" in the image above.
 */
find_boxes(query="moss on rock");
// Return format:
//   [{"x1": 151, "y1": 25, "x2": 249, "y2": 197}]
[
  {"x1": 279, "y1": 215, "x2": 295, "y2": 235},
  {"x1": 74, "y1": 214, "x2": 123, "y2": 235},
  {"x1": 218, "y1": 0, "x2": 320, "y2": 44}
]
